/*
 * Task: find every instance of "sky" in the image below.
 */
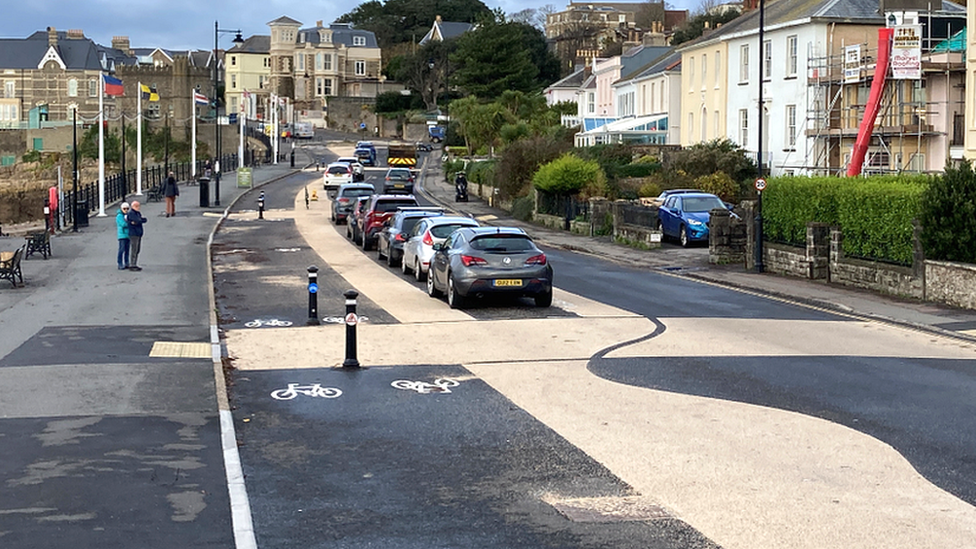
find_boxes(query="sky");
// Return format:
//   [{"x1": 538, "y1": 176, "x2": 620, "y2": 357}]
[{"x1": 0, "y1": 0, "x2": 701, "y2": 51}]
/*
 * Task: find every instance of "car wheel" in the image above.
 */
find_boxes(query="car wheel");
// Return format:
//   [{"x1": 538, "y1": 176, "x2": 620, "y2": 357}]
[
  {"x1": 414, "y1": 259, "x2": 425, "y2": 282},
  {"x1": 447, "y1": 275, "x2": 466, "y2": 309},
  {"x1": 426, "y1": 268, "x2": 441, "y2": 297},
  {"x1": 362, "y1": 234, "x2": 372, "y2": 251},
  {"x1": 401, "y1": 254, "x2": 412, "y2": 275},
  {"x1": 680, "y1": 225, "x2": 690, "y2": 248},
  {"x1": 377, "y1": 241, "x2": 386, "y2": 260},
  {"x1": 387, "y1": 248, "x2": 397, "y2": 267},
  {"x1": 331, "y1": 211, "x2": 335, "y2": 223},
  {"x1": 534, "y1": 289, "x2": 553, "y2": 308}
]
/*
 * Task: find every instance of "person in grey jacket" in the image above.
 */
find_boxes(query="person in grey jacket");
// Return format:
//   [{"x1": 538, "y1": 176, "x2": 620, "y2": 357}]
[{"x1": 126, "y1": 201, "x2": 147, "y2": 271}]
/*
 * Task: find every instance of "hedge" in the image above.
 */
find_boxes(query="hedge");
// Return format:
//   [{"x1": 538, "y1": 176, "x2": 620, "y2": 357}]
[{"x1": 763, "y1": 175, "x2": 928, "y2": 265}]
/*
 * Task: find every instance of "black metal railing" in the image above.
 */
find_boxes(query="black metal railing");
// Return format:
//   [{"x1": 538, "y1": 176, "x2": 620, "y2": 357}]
[
  {"x1": 537, "y1": 192, "x2": 589, "y2": 221},
  {"x1": 618, "y1": 202, "x2": 658, "y2": 227}
]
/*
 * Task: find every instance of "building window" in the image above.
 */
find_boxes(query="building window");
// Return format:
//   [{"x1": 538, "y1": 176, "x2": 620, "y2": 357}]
[
  {"x1": 88, "y1": 79, "x2": 98, "y2": 97},
  {"x1": 231, "y1": 74, "x2": 237, "y2": 89},
  {"x1": 296, "y1": 54, "x2": 305, "y2": 72},
  {"x1": 355, "y1": 60, "x2": 366, "y2": 76},
  {"x1": 231, "y1": 56, "x2": 236, "y2": 66},
  {"x1": 316, "y1": 77, "x2": 323, "y2": 96},
  {"x1": 3, "y1": 81, "x2": 13, "y2": 99},
  {"x1": 786, "y1": 104, "x2": 796, "y2": 148},
  {"x1": 324, "y1": 78, "x2": 333, "y2": 96},
  {"x1": 701, "y1": 54, "x2": 707, "y2": 90},
  {"x1": 688, "y1": 57, "x2": 695, "y2": 91},
  {"x1": 66, "y1": 104, "x2": 77, "y2": 120},
  {"x1": 587, "y1": 92, "x2": 595, "y2": 113},
  {"x1": 701, "y1": 108, "x2": 707, "y2": 140},
  {"x1": 787, "y1": 35, "x2": 797, "y2": 77},
  {"x1": 147, "y1": 103, "x2": 160, "y2": 120},
  {"x1": 650, "y1": 82, "x2": 655, "y2": 112},
  {"x1": 68, "y1": 79, "x2": 78, "y2": 97},
  {"x1": 739, "y1": 109, "x2": 748, "y2": 147},
  {"x1": 264, "y1": 57, "x2": 270, "y2": 68},
  {"x1": 618, "y1": 14, "x2": 626, "y2": 22},
  {"x1": 688, "y1": 112, "x2": 694, "y2": 141},
  {"x1": 324, "y1": 54, "x2": 332, "y2": 71},
  {"x1": 353, "y1": 35, "x2": 366, "y2": 46},
  {"x1": 315, "y1": 53, "x2": 322, "y2": 71},
  {"x1": 259, "y1": 75, "x2": 266, "y2": 89},
  {"x1": 763, "y1": 40, "x2": 771, "y2": 80},
  {"x1": 740, "y1": 45, "x2": 749, "y2": 83},
  {"x1": 715, "y1": 51, "x2": 721, "y2": 88}
]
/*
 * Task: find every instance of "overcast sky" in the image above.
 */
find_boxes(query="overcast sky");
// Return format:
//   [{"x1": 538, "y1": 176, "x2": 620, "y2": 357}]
[{"x1": 1, "y1": 0, "x2": 701, "y2": 51}]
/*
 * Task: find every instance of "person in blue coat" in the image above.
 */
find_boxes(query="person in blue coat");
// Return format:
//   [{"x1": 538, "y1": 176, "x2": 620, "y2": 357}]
[
  {"x1": 126, "y1": 201, "x2": 147, "y2": 271},
  {"x1": 116, "y1": 202, "x2": 130, "y2": 270}
]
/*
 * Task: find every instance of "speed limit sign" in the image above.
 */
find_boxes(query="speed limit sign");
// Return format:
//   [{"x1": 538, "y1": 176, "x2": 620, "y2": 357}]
[{"x1": 755, "y1": 177, "x2": 767, "y2": 191}]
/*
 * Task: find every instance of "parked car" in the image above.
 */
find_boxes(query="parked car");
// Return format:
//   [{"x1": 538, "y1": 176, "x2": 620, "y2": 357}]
[
  {"x1": 383, "y1": 167, "x2": 415, "y2": 194},
  {"x1": 332, "y1": 183, "x2": 374, "y2": 224},
  {"x1": 376, "y1": 208, "x2": 445, "y2": 267},
  {"x1": 336, "y1": 157, "x2": 366, "y2": 182},
  {"x1": 415, "y1": 142, "x2": 433, "y2": 152},
  {"x1": 653, "y1": 188, "x2": 701, "y2": 205},
  {"x1": 346, "y1": 195, "x2": 372, "y2": 244},
  {"x1": 656, "y1": 192, "x2": 728, "y2": 247},
  {"x1": 359, "y1": 194, "x2": 420, "y2": 251},
  {"x1": 324, "y1": 162, "x2": 353, "y2": 198},
  {"x1": 426, "y1": 227, "x2": 553, "y2": 309},
  {"x1": 355, "y1": 146, "x2": 376, "y2": 166},
  {"x1": 402, "y1": 216, "x2": 480, "y2": 281}
]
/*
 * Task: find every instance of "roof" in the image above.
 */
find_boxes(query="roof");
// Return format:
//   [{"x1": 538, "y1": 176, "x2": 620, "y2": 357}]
[
  {"x1": 297, "y1": 24, "x2": 378, "y2": 48},
  {"x1": 0, "y1": 31, "x2": 103, "y2": 70},
  {"x1": 419, "y1": 19, "x2": 474, "y2": 45},
  {"x1": 547, "y1": 67, "x2": 589, "y2": 89},
  {"x1": 228, "y1": 35, "x2": 271, "y2": 54},
  {"x1": 579, "y1": 113, "x2": 668, "y2": 134},
  {"x1": 268, "y1": 16, "x2": 302, "y2": 26},
  {"x1": 624, "y1": 49, "x2": 681, "y2": 82},
  {"x1": 617, "y1": 45, "x2": 673, "y2": 78}
]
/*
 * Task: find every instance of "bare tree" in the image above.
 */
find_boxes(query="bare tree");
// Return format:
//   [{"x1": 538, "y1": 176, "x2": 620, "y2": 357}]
[{"x1": 635, "y1": 1, "x2": 666, "y2": 29}]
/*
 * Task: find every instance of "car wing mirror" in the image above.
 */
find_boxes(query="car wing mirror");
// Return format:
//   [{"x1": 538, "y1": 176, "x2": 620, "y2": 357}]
[{"x1": 431, "y1": 243, "x2": 444, "y2": 251}]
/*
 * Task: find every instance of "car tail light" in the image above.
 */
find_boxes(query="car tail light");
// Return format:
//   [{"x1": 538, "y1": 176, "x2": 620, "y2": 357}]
[
  {"x1": 395, "y1": 233, "x2": 407, "y2": 242},
  {"x1": 422, "y1": 231, "x2": 433, "y2": 246},
  {"x1": 461, "y1": 255, "x2": 488, "y2": 267},
  {"x1": 525, "y1": 253, "x2": 547, "y2": 266},
  {"x1": 338, "y1": 198, "x2": 351, "y2": 204},
  {"x1": 385, "y1": 176, "x2": 391, "y2": 181}
]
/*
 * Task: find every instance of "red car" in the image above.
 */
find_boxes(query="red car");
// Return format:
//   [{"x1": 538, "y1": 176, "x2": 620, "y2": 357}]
[
  {"x1": 359, "y1": 194, "x2": 419, "y2": 251},
  {"x1": 346, "y1": 195, "x2": 372, "y2": 244}
]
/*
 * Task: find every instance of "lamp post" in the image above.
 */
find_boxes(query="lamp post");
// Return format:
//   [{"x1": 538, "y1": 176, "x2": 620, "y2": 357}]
[
  {"x1": 755, "y1": 0, "x2": 766, "y2": 273},
  {"x1": 164, "y1": 104, "x2": 172, "y2": 176},
  {"x1": 213, "y1": 21, "x2": 244, "y2": 207}
]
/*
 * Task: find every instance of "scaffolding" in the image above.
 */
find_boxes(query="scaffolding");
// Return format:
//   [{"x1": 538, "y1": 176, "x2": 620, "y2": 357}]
[{"x1": 799, "y1": 18, "x2": 965, "y2": 176}]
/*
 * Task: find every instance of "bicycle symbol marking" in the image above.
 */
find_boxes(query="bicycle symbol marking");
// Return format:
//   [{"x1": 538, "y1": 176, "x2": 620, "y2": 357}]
[
  {"x1": 391, "y1": 378, "x2": 460, "y2": 394},
  {"x1": 244, "y1": 318, "x2": 294, "y2": 328},
  {"x1": 270, "y1": 383, "x2": 343, "y2": 400}
]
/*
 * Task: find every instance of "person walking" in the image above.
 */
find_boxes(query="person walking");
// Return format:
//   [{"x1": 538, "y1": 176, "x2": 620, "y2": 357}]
[
  {"x1": 126, "y1": 201, "x2": 147, "y2": 271},
  {"x1": 116, "y1": 202, "x2": 130, "y2": 270},
  {"x1": 162, "y1": 171, "x2": 179, "y2": 217}
]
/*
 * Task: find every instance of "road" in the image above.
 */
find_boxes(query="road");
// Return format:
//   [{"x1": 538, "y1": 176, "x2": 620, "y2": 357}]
[{"x1": 212, "y1": 141, "x2": 976, "y2": 549}]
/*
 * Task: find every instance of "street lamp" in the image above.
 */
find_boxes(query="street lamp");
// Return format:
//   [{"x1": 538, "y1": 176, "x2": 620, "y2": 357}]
[
  {"x1": 755, "y1": 0, "x2": 766, "y2": 273},
  {"x1": 213, "y1": 21, "x2": 244, "y2": 206}
]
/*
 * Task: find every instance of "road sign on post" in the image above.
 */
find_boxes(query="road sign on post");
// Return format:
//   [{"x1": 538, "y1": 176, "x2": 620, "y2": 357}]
[{"x1": 755, "y1": 177, "x2": 767, "y2": 192}]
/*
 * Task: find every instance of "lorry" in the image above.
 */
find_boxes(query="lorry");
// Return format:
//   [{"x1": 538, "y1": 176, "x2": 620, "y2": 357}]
[
  {"x1": 427, "y1": 124, "x2": 446, "y2": 143},
  {"x1": 387, "y1": 144, "x2": 417, "y2": 167}
]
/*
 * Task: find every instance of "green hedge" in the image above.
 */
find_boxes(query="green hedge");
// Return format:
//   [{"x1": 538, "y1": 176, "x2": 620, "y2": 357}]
[
  {"x1": 920, "y1": 161, "x2": 976, "y2": 263},
  {"x1": 763, "y1": 175, "x2": 927, "y2": 265}
]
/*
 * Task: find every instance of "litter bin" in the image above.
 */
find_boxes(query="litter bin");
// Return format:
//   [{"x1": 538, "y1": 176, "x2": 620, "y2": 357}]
[
  {"x1": 75, "y1": 200, "x2": 89, "y2": 228},
  {"x1": 198, "y1": 177, "x2": 210, "y2": 208}
]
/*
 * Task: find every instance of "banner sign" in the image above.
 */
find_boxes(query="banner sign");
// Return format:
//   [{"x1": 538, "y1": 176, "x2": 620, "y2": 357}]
[
  {"x1": 844, "y1": 45, "x2": 861, "y2": 83},
  {"x1": 891, "y1": 25, "x2": 922, "y2": 79}
]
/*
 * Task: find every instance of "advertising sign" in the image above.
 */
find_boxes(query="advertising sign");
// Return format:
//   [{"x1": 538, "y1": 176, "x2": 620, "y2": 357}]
[
  {"x1": 844, "y1": 45, "x2": 861, "y2": 83},
  {"x1": 891, "y1": 25, "x2": 922, "y2": 79},
  {"x1": 237, "y1": 167, "x2": 252, "y2": 188}
]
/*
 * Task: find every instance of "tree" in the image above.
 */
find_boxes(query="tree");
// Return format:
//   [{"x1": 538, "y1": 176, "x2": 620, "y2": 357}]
[
  {"x1": 635, "y1": 2, "x2": 666, "y2": 30},
  {"x1": 451, "y1": 19, "x2": 560, "y2": 98},
  {"x1": 388, "y1": 40, "x2": 457, "y2": 111},
  {"x1": 921, "y1": 160, "x2": 976, "y2": 263},
  {"x1": 533, "y1": 153, "x2": 605, "y2": 196},
  {"x1": 671, "y1": 8, "x2": 742, "y2": 46}
]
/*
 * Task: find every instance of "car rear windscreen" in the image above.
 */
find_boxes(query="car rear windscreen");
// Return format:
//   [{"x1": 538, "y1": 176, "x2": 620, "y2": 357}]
[
  {"x1": 430, "y1": 223, "x2": 476, "y2": 238},
  {"x1": 377, "y1": 200, "x2": 418, "y2": 212},
  {"x1": 469, "y1": 235, "x2": 534, "y2": 252},
  {"x1": 342, "y1": 188, "x2": 373, "y2": 197},
  {"x1": 328, "y1": 166, "x2": 348, "y2": 174}
]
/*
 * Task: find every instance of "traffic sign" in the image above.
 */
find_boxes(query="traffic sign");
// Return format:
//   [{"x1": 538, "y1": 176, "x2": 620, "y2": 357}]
[
  {"x1": 755, "y1": 177, "x2": 767, "y2": 191},
  {"x1": 308, "y1": 283, "x2": 318, "y2": 294},
  {"x1": 345, "y1": 312, "x2": 358, "y2": 326},
  {"x1": 360, "y1": 122, "x2": 366, "y2": 129}
]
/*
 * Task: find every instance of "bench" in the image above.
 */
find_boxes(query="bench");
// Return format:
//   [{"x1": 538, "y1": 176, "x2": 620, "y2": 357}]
[
  {"x1": 24, "y1": 231, "x2": 51, "y2": 260},
  {"x1": 0, "y1": 246, "x2": 25, "y2": 288},
  {"x1": 146, "y1": 183, "x2": 163, "y2": 202}
]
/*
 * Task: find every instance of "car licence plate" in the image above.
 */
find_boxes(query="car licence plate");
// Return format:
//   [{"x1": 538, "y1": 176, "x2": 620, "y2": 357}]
[{"x1": 493, "y1": 279, "x2": 522, "y2": 287}]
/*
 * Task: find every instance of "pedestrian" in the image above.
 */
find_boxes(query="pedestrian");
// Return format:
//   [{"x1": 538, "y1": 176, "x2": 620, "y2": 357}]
[
  {"x1": 162, "y1": 171, "x2": 179, "y2": 217},
  {"x1": 126, "y1": 200, "x2": 147, "y2": 271},
  {"x1": 116, "y1": 202, "x2": 130, "y2": 270}
]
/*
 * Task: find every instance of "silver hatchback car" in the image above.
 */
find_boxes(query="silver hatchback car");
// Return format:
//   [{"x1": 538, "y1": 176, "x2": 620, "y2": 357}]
[
  {"x1": 426, "y1": 227, "x2": 553, "y2": 309},
  {"x1": 401, "y1": 216, "x2": 480, "y2": 281}
]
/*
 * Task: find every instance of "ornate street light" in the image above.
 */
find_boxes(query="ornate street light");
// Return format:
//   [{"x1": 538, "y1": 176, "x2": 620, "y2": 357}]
[{"x1": 213, "y1": 21, "x2": 244, "y2": 206}]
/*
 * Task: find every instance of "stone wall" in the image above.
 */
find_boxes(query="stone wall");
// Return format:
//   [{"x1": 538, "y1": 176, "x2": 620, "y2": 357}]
[
  {"x1": 827, "y1": 228, "x2": 923, "y2": 299},
  {"x1": 709, "y1": 208, "x2": 748, "y2": 264},
  {"x1": 535, "y1": 212, "x2": 591, "y2": 235},
  {"x1": 0, "y1": 130, "x2": 26, "y2": 159},
  {"x1": 925, "y1": 261, "x2": 976, "y2": 309},
  {"x1": 611, "y1": 200, "x2": 662, "y2": 248},
  {"x1": 762, "y1": 243, "x2": 810, "y2": 278}
]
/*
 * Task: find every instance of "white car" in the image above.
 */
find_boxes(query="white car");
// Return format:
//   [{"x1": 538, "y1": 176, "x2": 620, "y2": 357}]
[
  {"x1": 336, "y1": 157, "x2": 365, "y2": 181},
  {"x1": 323, "y1": 162, "x2": 353, "y2": 198},
  {"x1": 401, "y1": 216, "x2": 480, "y2": 281}
]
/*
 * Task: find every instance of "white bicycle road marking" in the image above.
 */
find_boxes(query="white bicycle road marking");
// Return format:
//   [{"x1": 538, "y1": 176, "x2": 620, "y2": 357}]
[
  {"x1": 270, "y1": 383, "x2": 343, "y2": 400},
  {"x1": 244, "y1": 318, "x2": 294, "y2": 328},
  {"x1": 391, "y1": 378, "x2": 460, "y2": 394}
]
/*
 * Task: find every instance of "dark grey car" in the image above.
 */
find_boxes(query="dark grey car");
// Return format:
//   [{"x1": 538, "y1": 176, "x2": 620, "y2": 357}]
[
  {"x1": 332, "y1": 183, "x2": 374, "y2": 224},
  {"x1": 426, "y1": 227, "x2": 553, "y2": 309}
]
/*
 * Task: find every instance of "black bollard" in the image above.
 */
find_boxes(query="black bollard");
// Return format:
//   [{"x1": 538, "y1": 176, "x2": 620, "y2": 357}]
[
  {"x1": 290, "y1": 150, "x2": 295, "y2": 168},
  {"x1": 257, "y1": 190, "x2": 265, "y2": 220},
  {"x1": 342, "y1": 290, "x2": 360, "y2": 368},
  {"x1": 307, "y1": 265, "x2": 320, "y2": 325}
]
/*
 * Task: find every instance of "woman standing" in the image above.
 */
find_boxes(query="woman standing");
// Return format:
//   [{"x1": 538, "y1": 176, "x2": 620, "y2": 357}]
[{"x1": 116, "y1": 202, "x2": 130, "y2": 270}]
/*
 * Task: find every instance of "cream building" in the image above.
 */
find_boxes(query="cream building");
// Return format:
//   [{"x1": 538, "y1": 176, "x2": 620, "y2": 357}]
[
  {"x1": 225, "y1": 35, "x2": 271, "y2": 120},
  {"x1": 676, "y1": 27, "x2": 729, "y2": 148}
]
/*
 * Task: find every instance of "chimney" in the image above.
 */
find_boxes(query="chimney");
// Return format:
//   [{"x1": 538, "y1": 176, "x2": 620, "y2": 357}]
[
  {"x1": 67, "y1": 29, "x2": 85, "y2": 39},
  {"x1": 47, "y1": 27, "x2": 57, "y2": 48},
  {"x1": 436, "y1": 15, "x2": 442, "y2": 23},
  {"x1": 316, "y1": 20, "x2": 323, "y2": 27},
  {"x1": 112, "y1": 36, "x2": 131, "y2": 55}
]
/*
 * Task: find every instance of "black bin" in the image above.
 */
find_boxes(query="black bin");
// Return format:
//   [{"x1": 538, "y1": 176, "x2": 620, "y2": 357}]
[
  {"x1": 198, "y1": 177, "x2": 210, "y2": 208},
  {"x1": 75, "y1": 200, "x2": 89, "y2": 227}
]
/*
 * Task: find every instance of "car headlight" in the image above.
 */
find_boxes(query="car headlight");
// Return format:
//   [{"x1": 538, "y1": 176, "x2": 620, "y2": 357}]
[{"x1": 687, "y1": 219, "x2": 703, "y2": 226}]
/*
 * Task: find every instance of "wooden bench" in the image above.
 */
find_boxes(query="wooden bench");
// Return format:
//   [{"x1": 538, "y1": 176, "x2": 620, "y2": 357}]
[
  {"x1": 0, "y1": 246, "x2": 25, "y2": 287},
  {"x1": 24, "y1": 231, "x2": 51, "y2": 260},
  {"x1": 146, "y1": 183, "x2": 163, "y2": 202}
]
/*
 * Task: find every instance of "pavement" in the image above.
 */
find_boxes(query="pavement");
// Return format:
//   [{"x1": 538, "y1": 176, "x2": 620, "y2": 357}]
[{"x1": 413, "y1": 150, "x2": 976, "y2": 341}]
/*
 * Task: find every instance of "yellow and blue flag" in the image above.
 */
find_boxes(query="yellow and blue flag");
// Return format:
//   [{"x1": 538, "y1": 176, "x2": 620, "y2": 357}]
[{"x1": 140, "y1": 84, "x2": 159, "y2": 102}]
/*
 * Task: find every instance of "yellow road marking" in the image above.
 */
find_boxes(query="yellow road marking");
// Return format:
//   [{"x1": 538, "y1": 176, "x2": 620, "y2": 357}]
[{"x1": 150, "y1": 341, "x2": 212, "y2": 358}]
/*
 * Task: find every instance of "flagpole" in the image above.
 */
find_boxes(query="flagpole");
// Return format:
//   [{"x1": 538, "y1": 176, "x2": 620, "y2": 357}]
[
  {"x1": 97, "y1": 73, "x2": 106, "y2": 217},
  {"x1": 272, "y1": 93, "x2": 278, "y2": 165},
  {"x1": 136, "y1": 81, "x2": 143, "y2": 195},
  {"x1": 238, "y1": 90, "x2": 245, "y2": 169},
  {"x1": 192, "y1": 92, "x2": 197, "y2": 178}
]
